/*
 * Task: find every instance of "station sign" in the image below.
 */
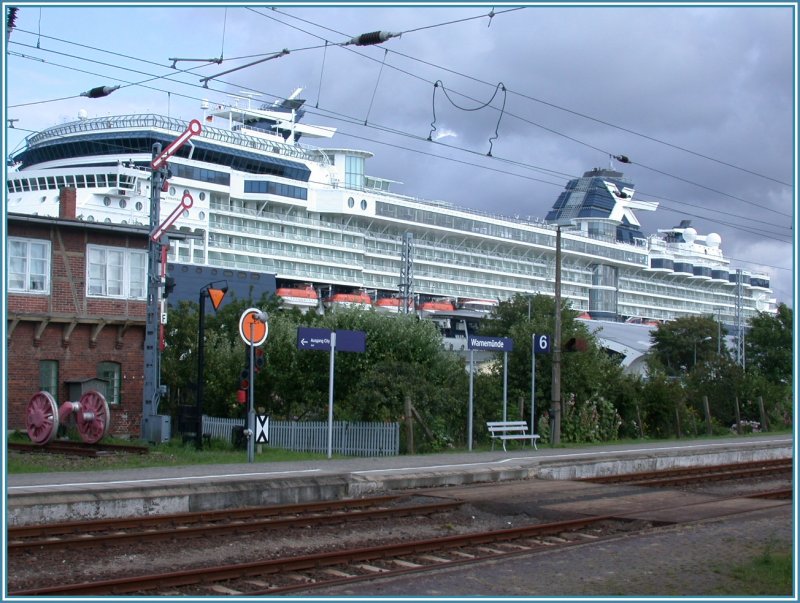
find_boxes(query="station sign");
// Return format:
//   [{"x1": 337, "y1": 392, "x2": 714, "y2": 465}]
[{"x1": 467, "y1": 335, "x2": 514, "y2": 353}]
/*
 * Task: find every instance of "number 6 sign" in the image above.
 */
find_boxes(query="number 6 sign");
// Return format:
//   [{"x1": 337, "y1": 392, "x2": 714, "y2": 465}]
[{"x1": 533, "y1": 334, "x2": 551, "y2": 354}]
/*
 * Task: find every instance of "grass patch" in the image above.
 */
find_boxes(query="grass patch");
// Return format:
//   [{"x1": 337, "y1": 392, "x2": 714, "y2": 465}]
[
  {"x1": 711, "y1": 544, "x2": 794, "y2": 596},
  {"x1": 5, "y1": 431, "x2": 329, "y2": 474}
]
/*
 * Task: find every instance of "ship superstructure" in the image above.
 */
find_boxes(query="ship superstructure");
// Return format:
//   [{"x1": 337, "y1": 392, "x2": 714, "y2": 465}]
[{"x1": 6, "y1": 95, "x2": 775, "y2": 325}]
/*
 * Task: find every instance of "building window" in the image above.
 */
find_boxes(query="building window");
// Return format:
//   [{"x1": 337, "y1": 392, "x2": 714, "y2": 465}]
[
  {"x1": 8, "y1": 237, "x2": 50, "y2": 293},
  {"x1": 97, "y1": 361, "x2": 121, "y2": 405},
  {"x1": 86, "y1": 245, "x2": 147, "y2": 299},
  {"x1": 39, "y1": 360, "x2": 59, "y2": 397}
]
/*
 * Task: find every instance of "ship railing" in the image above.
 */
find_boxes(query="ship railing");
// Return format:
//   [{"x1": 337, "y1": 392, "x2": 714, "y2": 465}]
[
  {"x1": 209, "y1": 203, "x2": 367, "y2": 241},
  {"x1": 25, "y1": 114, "x2": 320, "y2": 162}
]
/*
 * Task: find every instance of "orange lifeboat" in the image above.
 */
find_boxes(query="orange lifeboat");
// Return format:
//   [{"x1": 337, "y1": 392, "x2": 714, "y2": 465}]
[
  {"x1": 577, "y1": 311, "x2": 592, "y2": 320},
  {"x1": 323, "y1": 291, "x2": 373, "y2": 310},
  {"x1": 276, "y1": 284, "x2": 319, "y2": 309},
  {"x1": 418, "y1": 299, "x2": 456, "y2": 314},
  {"x1": 375, "y1": 297, "x2": 414, "y2": 313}
]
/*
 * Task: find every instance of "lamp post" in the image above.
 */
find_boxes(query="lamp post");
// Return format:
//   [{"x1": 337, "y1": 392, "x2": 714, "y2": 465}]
[
  {"x1": 693, "y1": 335, "x2": 713, "y2": 369},
  {"x1": 196, "y1": 281, "x2": 228, "y2": 449}
]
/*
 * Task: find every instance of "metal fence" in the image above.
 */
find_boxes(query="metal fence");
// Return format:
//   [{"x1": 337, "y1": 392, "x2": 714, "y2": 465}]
[{"x1": 201, "y1": 415, "x2": 400, "y2": 457}]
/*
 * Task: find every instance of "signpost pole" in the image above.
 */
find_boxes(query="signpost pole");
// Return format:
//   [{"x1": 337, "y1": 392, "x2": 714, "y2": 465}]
[
  {"x1": 531, "y1": 334, "x2": 536, "y2": 443},
  {"x1": 468, "y1": 349, "x2": 474, "y2": 451},
  {"x1": 248, "y1": 329, "x2": 255, "y2": 464},
  {"x1": 503, "y1": 351, "x2": 508, "y2": 422},
  {"x1": 327, "y1": 332, "x2": 336, "y2": 459}
]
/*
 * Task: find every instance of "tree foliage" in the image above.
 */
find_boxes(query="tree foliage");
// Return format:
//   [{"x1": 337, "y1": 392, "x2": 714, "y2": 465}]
[
  {"x1": 477, "y1": 294, "x2": 626, "y2": 442},
  {"x1": 745, "y1": 303, "x2": 792, "y2": 386},
  {"x1": 648, "y1": 315, "x2": 727, "y2": 376},
  {"x1": 160, "y1": 298, "x2": 467, "y2": 450}
]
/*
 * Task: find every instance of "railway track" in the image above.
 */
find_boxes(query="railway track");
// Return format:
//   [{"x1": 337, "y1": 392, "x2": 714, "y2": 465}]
[
  {"x1": 9, "y1": 515, "x2": 629, "y2": 596},
  {"x1": 579, "y1": 458, "x2": 792, "y2": 487},
  {"x1": 8, "y1": 494, "x2": 462, "y2": 553},
  {"x1": 8, "y1": 461, "x2": 792, "y2": 596},
  {"x1": 8, "y1": 440, "x2": 149, "y2": 457},
  {"x1": 10, "y1": 485, "x2": 791, "y2": 597}
]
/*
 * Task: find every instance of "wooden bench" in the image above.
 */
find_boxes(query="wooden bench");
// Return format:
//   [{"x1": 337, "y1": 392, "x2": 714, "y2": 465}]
[{"x1": 486, "y1": 420, "x2": 540, "y2": 451}]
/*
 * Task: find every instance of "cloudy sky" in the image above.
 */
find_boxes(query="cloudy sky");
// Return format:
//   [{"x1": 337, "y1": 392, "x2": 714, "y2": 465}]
[{"x1": 4, "y1": 3, "x2": 795, "y2": 306}]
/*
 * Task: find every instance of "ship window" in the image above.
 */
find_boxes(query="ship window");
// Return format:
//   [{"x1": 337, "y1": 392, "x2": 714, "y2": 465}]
[
  {"x1": 86, "y1": 175, "x2": 96, "y2": 187},
  {"x1": 56, "y1": 176, "x2": 66, "y2": 188},
  {"x1": 348, "y1": 197, "x2": 355, "y2": 208},
  {"x1": 135, "y1": 201, "x2": 143, "y2": 211},
  {"x1": 183, "y1": 209, "x2": 189, "y2": 218},
  {"x1": 8, "y1": 237, "x2": 50, "y2": 294},
  {"x1": 169, "y1": 186, "x2": 176, "y2": 196},
  {"x1": 199, "y1": 192, "x2": 206, "y2": 201},
  {"x1": 119, "y1": 199, "x2": 127, "y2": 209},
  {"x1": 46, "y1": 177, "x2": 56, "y2": 188},
  {"x1": 361, "y1": 199, "x2": 367, "y2": 210},
  {"x1": 104, "y1": 197, "x2": 111, "y2": 206},
  {"x1": 345, "y1": 155, "x2": 365, "y2": 189},
  {"x1": 199, "y1": 211, "x2": 205, "y2": 220}
]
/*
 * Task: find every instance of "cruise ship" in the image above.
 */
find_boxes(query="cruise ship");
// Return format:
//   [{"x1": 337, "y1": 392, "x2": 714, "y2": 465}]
[{"x1": 5, "y1": 93, "x2": 775, "y2": 325}]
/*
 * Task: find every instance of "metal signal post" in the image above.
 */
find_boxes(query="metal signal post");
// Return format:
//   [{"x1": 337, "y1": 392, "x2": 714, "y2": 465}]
[{"x1": 141, "y1": 121, "x2": 202, "y2": 442}]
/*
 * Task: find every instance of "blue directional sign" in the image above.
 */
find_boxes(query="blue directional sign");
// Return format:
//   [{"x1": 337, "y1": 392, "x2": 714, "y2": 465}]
[
  {"x1": 467, "y1": 335, "x2": 514, "y2": 352},
  {"x1": 297, "y1": 327, "x2": 332, "y2": 351},
  {"x1": 297, "y1": 327, "x2": 366, "y2": 353},
  {"x1": 533, "y1": 333, "x2": 551, "y2": 354},
  {"x1": 335, "y1": 329, "x2": 366, "y2": 353}
]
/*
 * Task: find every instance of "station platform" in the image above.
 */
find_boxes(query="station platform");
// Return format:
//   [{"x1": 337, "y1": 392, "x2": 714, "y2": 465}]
[{"x1": 5, "y1": 434, "x2": 793, "y2": 526}]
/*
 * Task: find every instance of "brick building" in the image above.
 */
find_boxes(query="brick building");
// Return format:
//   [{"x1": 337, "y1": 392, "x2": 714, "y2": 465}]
[
  {"x1": 7, "y1": 187, "x2": 279, "y2": 441},
  {"x1": 7, "y1": 188, "x2": 149, "y2": 438}
]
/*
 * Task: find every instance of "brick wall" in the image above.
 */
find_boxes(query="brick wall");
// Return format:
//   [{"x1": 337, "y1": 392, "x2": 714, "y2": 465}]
[
  {"x1": 8, "y1": 209, "x2": 149, "y2": 439},
  {"x1": 7, "y1": 322, "x2": 144, "y2": 437}
]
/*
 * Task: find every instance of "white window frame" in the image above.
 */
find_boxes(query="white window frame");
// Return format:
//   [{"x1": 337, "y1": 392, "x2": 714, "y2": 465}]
[
  {"x1": 86, "y1": 244, "x2": 147, "y2": 300},
  {"x1": 8, "y1": 237, "x2": 51, "y2": 294}
]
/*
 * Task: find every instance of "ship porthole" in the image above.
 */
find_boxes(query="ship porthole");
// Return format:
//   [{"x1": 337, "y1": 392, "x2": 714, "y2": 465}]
[
  {"x1": 87, "y1": 215, "x2": 95, "y2": 222},
  {"x1": 347, "y1": 197, "x2": 355, "y2": 208},
  {"x1": 199, "y1": 192, "x2": 206, "y2": 201},
  {"x1": 103, "y1": 196, "x2": 111, "y2": 206},
  {"x1": 183, "y1": 209, "x2": 189, "y2": 218},
  {"x1": 135, "y1": 201, "x2": 143, "y2": 211},
  {"x1": 119, "y1": 199, "x2": 127, "y2": 209},
  {"x1": 199, "y1": 211, "x2": 206, "y2": 220},
  {"x1": 360, "y1": 199, "x2": 367, "y2": 210}
]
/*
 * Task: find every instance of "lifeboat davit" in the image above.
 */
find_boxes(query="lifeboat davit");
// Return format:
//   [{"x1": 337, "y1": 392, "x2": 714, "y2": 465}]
[
  {"x1": 458, "y1": 298, "x2": 498, "y2": 312},
  {"x1": 276, "y1": 284, "x2": 319, "y2": 309},
  {"x1": 323, "y1": 291, "x2": 373, "y2": 310}
]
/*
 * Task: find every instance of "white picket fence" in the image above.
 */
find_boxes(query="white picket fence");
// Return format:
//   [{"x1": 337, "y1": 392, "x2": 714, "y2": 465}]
[{"x1": 201, "y1": 415, "x2": 400, "y2": 457}]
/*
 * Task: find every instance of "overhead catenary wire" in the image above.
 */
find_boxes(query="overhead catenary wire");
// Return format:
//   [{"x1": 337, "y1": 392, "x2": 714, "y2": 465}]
[
  {"x1": 266, "y1": 6, "x2": 794, "y2": 190},
  {"x1": 6, "y1": 16, "x2": 793, "y2": 246},
  {"x1": 7, "y1": 41, "x2": 793, "y2": 245}
]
